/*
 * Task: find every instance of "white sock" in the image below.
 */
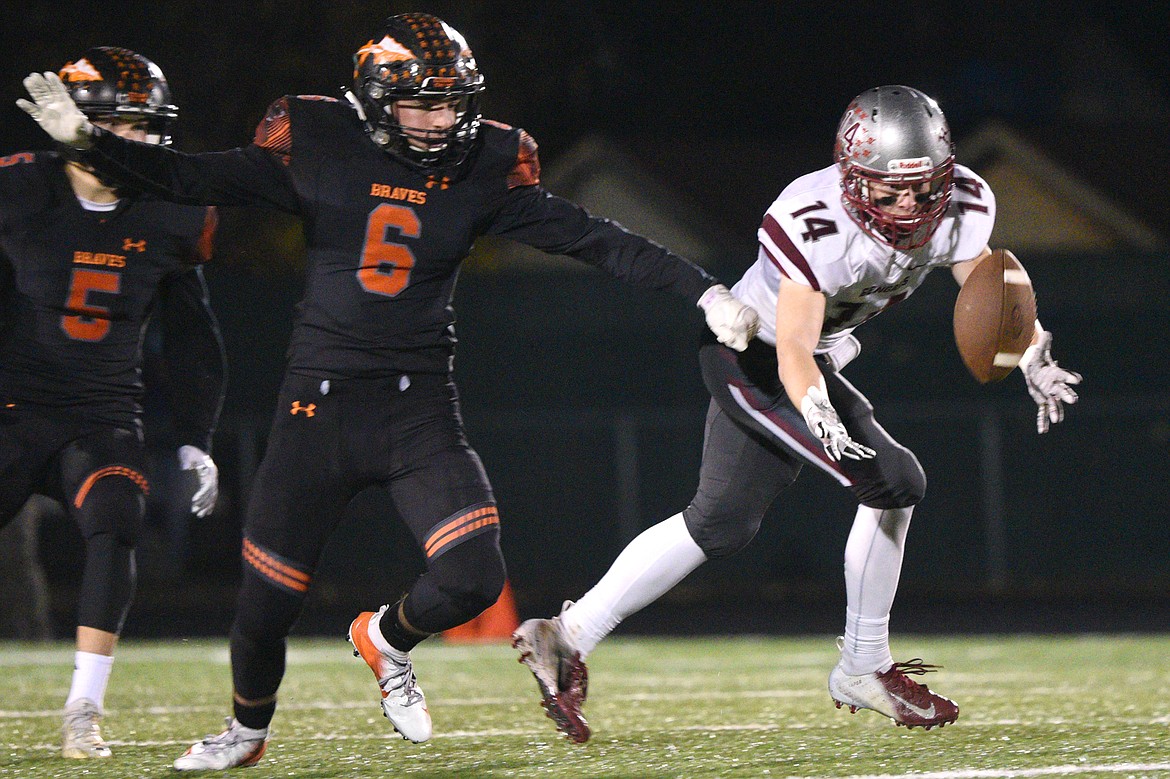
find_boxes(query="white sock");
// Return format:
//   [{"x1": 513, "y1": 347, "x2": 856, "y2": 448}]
[
  {"x1": 66, "y1": 651, "x2": 115, "y2": 712},
  {"x1": 562, "y1": 513, "x2": 707, "y2": 657},
  {"x1": 839, "y1": 505, "x2": 912, "y2": 675},
  {"x1": 231, "y1": 719, "x2": 268, "y2": 738}
]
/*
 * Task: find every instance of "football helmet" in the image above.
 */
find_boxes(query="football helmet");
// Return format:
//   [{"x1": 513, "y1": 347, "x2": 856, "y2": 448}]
[
  {"x1": 834, "y1": 85, "x2": 954, "y2": 250},
  {"x1": 352, "y1": 13, "x2": 485, "y2": 172},
  {"x1": 58, "y1": 47, "x2": 178, "y2": 146}
]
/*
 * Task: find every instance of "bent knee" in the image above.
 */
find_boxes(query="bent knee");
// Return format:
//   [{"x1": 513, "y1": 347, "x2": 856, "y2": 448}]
[
  {"x1": 852, "y1": 448, "x2": 926, "y2": 509},
  {"x1": 683, "y1": 505, "x2": 762, "y2": 560},
  {"x1": 74, "y1": 474, "x2": 146, "y2": 546},
  {"x1": 431, "y1": 538, "x2": 506, "y2": 614}
]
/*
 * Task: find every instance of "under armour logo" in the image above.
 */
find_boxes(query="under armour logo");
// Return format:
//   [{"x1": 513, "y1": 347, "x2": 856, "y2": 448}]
[
  {"x1": 122, "y1": 238, "x2": 147, "y2": 252},
  {"x1": 290, "y1": 401, "x2": 316, "y2": 417},
  {"x1": 425, "y1": 175, "x2": 450, "y2": 190}
]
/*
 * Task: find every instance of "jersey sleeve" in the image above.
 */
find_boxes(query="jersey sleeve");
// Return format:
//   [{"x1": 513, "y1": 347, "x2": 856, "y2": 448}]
[
  {"x1": 950, "y1": 165, "x2": 996, "y2": 261},
  {"x1": 80, "y1": 111, "x2": 300, "y2": 213},
  {"x1": 157, "y1": 266, "x2": 226, "y2": 452},
  {"x1": 758, "y1": 199, "x2": 855, "y2": 298},
  {"x1": 482, "y1": 186, "x2": 717, "y2": 303},
  {"x1": 758, "y1": 211, "x2": 821, "y2": 291}
]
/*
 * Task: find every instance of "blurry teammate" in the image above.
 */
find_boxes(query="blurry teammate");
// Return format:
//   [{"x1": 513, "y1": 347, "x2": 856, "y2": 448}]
[
  {"x1": 2, "y1": 47, "x2": 225, "y2": 758},
  {"x1": 511, "y1": 85, "x2": 1082, "y2": 742},
  {"x1": 18, "y1": 12, "x2": 758, "y2": 769}
]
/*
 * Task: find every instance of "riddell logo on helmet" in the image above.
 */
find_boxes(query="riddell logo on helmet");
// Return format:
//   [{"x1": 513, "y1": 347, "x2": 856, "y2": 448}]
[
  {"x1": 888, "y1": 157, "x2": 932, "y2": 172},
  {"x1": 60, "y1": 59, "x2": 102, "y2": 82}
]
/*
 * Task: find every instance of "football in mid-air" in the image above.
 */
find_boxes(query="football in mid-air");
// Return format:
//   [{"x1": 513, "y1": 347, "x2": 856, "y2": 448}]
[{"x1": 953, "y1": 248, "x2": 1037, "y2": 383}]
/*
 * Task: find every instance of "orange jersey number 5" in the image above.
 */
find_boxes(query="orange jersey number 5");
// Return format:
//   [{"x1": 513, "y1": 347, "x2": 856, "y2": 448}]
[{"x1": 61, "y1": 268, "x2": 121, "y2": 341}]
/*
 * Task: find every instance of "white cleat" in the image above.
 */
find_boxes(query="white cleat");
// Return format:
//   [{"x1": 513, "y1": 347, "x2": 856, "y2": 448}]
[
  {"x1": 173, "y1": 717, "x2": 268, "y2": 770},
  {"x1": 349, "y1": 606, "x2": 432, "y2": 743},
  {"x1": 61, "y1": 698, "x2": 112, "y2": 758},
  {"x1": 828, "y1": 658, "x2": 959, "y2": 729}
]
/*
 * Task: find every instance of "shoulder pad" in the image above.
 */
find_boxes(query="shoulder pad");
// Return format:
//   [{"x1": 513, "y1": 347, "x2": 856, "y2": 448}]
[
  {"x1": 253, "y1": 97, "x2": 293, "y2": 162},
  {"x1": 479, "y1": 121, "x2": 540, "y2": 188}
]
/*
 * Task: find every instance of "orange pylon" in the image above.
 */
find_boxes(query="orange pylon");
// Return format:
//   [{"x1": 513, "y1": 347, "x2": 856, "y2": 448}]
[{"x1": 442, "y1": 579, "x2": 520, "y2": 643}]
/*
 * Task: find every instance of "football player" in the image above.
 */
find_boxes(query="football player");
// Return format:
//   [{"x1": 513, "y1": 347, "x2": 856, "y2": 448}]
[
  {"x1": 1, "y1": 47, "x2": 225, "y2": 758},
  {"x1": 18, "y1": 12, "x2": 759, "y2": 769},
  {"x1": 511, "y1": 85, "x2": 1083, "y2": 742}
]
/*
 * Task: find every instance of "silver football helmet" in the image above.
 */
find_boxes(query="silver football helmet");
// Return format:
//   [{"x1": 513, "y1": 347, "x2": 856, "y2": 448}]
[{"x1": 834, "y1": 85, "x2": 955, "y2": 250}]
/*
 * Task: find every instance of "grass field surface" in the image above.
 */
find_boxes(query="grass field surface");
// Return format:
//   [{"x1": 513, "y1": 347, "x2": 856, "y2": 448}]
[{"x1": 2, "y1": 634, "x2": 1168, "y2": 777}]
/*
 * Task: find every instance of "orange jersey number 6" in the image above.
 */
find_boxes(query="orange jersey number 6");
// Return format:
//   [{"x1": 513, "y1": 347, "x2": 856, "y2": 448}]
[{"x1": 357, "y1": 203, "x2": 419, "y2": 297}]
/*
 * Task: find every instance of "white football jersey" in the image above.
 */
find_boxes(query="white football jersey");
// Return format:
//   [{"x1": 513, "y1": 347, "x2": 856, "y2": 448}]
[{"x1": 732, "y1": 163, "x2": 995, "y2": 352}]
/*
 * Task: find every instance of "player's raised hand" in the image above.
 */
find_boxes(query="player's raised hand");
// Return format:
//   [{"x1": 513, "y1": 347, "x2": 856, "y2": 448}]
[
  {"x1": 16, "y1": 72, "x2": 94, "y2": 149},
  {"x1": 699, "y1": 284, "x2": 759, "y2": 351},
  {"x1": 1020, "y1": 330, "x2": 1081, "y2": 434},
  {"x1": 801, "y1": 384, "x2": 875, "y2": 461}
]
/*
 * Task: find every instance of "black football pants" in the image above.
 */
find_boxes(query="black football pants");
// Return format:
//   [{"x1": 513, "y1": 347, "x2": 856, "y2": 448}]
[
  {"x1": 229, "y1": 371, "x2": 504, "y2": 704},
  {"x1": 0, "y1": 404, "x2": 146, "y2": 633},
  {"x1": 682, "y1": 336, "x2": 926, "y2": 559}
]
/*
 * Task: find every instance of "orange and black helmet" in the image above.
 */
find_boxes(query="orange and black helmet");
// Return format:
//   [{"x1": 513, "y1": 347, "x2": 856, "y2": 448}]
[
  {"x1": 352, "y1": 13, "x2": 484, "y2": 172},
  {"x1": 58, "y1": 46, "x2": 178, "y2": 145}
]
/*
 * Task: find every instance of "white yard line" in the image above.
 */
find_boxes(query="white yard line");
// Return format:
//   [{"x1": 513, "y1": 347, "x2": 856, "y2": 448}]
[{"x1": 780, "y1": 766, "x2": 1170, "y2": 779}]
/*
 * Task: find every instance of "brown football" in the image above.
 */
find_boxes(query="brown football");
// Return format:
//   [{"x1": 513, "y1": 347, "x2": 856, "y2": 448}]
[{"x1": 953, "y1": 249, "x2": 1037, "y2": 383}]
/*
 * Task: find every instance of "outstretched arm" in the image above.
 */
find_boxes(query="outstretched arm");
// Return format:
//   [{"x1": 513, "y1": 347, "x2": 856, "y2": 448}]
[
  {"x1": 486, "y1": 185, "x2": 758, "y2": 350},
  {"x1": 18, "y1": 71, "x2": 297, "y2": 211}
]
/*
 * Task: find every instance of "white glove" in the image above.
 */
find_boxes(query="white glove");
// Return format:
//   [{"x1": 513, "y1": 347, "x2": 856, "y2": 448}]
[
  {"x1": 800, "y1": 384, "x2": 876, "y2": 461},
  {"x1": 178, "y1": 445, "x2": 219, "y2": 518},
  {"x1": 1019, "y1": 330, "x2": 1082, "y2": 434},
  {"x1": 698, "y1": 284, "x2": 760, "y2": 351},
  {"x1": 16, "y1": 72, "x2": 94, "y2": 149}
]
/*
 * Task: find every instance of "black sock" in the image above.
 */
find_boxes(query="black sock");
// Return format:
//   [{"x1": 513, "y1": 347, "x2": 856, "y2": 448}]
[
  {"x1": 377, "y1": 599, "x2": 429, "y2": 653},
  {"x1": 233, "y1": 699, "x2": 276, "y2": 731}
]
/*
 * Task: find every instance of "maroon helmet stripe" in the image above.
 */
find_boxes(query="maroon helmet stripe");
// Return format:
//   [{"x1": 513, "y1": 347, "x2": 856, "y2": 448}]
[{"x1": 762, "y1": 214, "x2": 820, "y2": 291}]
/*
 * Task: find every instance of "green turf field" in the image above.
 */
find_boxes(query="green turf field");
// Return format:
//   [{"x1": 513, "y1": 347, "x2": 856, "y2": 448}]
[{"x1": 1, "y1": 634, "x2": 1167, "y2": 777}]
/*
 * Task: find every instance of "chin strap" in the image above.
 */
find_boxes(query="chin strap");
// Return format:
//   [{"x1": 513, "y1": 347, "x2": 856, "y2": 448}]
[{"x1": 342, "y1": 89, "x2": 368, "y2": 122}]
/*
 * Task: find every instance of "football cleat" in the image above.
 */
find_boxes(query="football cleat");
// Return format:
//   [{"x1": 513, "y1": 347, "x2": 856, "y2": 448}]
[
  {"x1": 348, "y1": 606, "x2": 432, "y2": 743},
  {"x1": 61, "y1": 698, "x2": 112, "y2": 758},
  {"x1": 512, "y1": 607, "x2": 590, "y2": 744},
  {"x1": 173, "y1": 717, "x2": 267, "y2": 771},
  {"x1": 829, "y1": 658, "x2": 959, "y2": 729}
]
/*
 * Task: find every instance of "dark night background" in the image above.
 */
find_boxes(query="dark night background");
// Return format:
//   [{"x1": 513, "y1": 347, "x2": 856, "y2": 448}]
[{"x1": 1, "y1": 2, "x2": 1168, "y2": 640}]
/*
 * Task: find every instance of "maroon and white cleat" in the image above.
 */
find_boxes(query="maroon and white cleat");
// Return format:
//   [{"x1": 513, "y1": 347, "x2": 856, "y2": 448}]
[
  {"x1": 512, "y1": 609, "x2": 591, "y2": 743},
  {"x1": 829, "y1": 658, "x2": 959, "y2": 729}
]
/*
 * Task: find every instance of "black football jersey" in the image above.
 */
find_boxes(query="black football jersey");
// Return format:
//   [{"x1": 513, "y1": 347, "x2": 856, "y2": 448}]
[
  {"x1": 0, "y1": 151, "x2": 225, "y2": 445},
  {"x1": 82, "y1": 96, "x2": 718, "y2": 377}
]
